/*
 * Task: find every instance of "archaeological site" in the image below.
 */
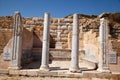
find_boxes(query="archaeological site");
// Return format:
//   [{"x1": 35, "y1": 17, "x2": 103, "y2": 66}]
[{"x1": 0, "y1": 11, "x2": 120, "y2": 79}]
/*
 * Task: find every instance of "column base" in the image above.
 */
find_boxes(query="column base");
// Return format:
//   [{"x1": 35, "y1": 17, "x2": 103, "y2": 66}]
[
  {"x1": 40, "y1": 65, "x2": 50, "y2": 71},
  {"x1": 69, "y1": 67, "x2": 81, "y2": 73},
  {"x1": 97, "y1": 68, "x2": 111, "y2": 73},
  {"x1": 8, "y1": 66, "x2": 21, "y2": 70}
]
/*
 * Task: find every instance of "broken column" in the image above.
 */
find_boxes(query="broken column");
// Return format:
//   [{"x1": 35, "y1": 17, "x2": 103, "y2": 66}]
[
  {"x1": 69, "y1": 14, "x2": 80, "y2": 72},
  {"x1": 40, "y1": 13, "x2": 50, "y2": 71},
  {"x1": 9, "y1": 11, "x2": 23, "y2": 69},
  {"x1": 97, "y1": 18, "x2": 110, "y2": 72}
]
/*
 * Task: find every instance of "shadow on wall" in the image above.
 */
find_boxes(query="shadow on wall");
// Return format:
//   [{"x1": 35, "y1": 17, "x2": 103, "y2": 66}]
[
  {"x1": 22, "y1": 28, "x2": 42, "y2": 69},
  {"x1": 22, "y1": 28, "x2": 55, "y2": 69},
  {"x1": 33, "y1": 31, "x2": 42, "y2": 48},
  {"x1": 50, "y1": 35, "x2": 56, "y2": 48}
]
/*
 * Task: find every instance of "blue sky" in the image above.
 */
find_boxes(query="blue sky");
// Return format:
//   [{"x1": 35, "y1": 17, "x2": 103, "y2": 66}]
[{"x1": 0, "y1": 0, "x2": 120, "y2": 17}]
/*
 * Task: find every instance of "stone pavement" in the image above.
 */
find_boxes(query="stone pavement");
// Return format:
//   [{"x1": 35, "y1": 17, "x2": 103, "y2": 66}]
[{"x1": 0, "y1": 69, "x2": 120, "y2": 79}]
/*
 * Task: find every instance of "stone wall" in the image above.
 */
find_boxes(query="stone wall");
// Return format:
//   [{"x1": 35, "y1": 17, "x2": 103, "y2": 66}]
[
  {"x1": 0, "y1": 28, "x2": 43, "y2": 69},
  {"x1": 0, "y1": 29, "x2": 13, "y2": 55},
  {"x1": 0, "y1": 13, "x2": 120, "y2": 71},
  {"x1": 0, "y1": 29, "x2": 12, "y2": 69},
  {"x1": 109, "y1": 39, "x2": 120, "y2": 72},
  {"x1": 0, "y1": 15, "x2": 99, "y2": 49}
]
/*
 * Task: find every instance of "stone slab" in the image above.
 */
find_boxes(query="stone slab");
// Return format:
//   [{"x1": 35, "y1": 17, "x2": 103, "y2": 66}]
[
  {"x1": 3, "y1": 39, "x2": 13, "y2": 61},
  {"x1": 109, "y1": 51, "x2": 117, "y2": 64},
  {"x1": 0, "y1": 69, "x2": 9, "y2": 74},
  {"x1": 5, "y1": 69, "x2": 120, "y2": 78},
  {"x1": 55, "y1": 42, "x2": 62, "y2": 49}
]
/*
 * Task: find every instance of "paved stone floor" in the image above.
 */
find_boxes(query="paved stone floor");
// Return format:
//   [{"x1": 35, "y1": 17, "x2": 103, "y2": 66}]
[
  {"x1": 23, "y1": 60, "x2": 95, "y2": 70},
  {"x1": 0, "y1": 61, "x2": 120, "y2": 80},
  {"x1": 0, "y1": 75, "x2": 120, "y2": 80},
  {"x1": 0, "y1": 69, "x2": 120, "y2": 80}
]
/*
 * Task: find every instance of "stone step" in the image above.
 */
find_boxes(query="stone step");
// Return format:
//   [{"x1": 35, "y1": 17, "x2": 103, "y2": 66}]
[
  {"x1": 0, "y1": 69, "x2": 9, "y2": 74},
  {"x1": 8, "y1": 69, "x2": 117, "y2": 78},
  {"x1": 32, "y1": 48, "x2": 71, "y2": 61}
]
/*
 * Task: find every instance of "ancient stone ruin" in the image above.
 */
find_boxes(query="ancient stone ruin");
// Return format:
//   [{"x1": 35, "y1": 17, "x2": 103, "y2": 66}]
[{"x1": 0, "y1": 11, "x2": 120, "y2": 77}]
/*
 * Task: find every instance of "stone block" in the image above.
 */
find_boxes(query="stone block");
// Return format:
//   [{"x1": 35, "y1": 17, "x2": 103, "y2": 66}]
[
  {"x1": 50, "y1": 29, "x2": 56, "y2": 33},
  {"x1": 9, "y1": 70, "x2": 19, "y2": 75},
  {"x1": 38, "y1": 71, "x2": 58, "y2": 77},
  {"x1": 26, "y1": 20, "x2": 35, "y2": 25},
  {"x1": 61, "y1": 38, "x2": 68, "y2": 42},
  {"x1": 27, "y1": 70, "x2": 38, "y2": 76},
  {"x1": 61, "y1": 34, "x2": 68, "y2": 37},
  {"x1": 61, "y1": 25, "x2": 68, "y2": 30},
  {"x1": 50, "y1": 26, "x2": 57, "y2": 30},
  {"x1": 109, "y1": 51, "x2": 117, "y2": 64},
  {"x1": 3, "y1": 39, "x2": 13, "y2": 60},
  {"x1": 19, "y1": 70, "x2": 27, "y2": 76},
  {"x1": 63, "y1": 30, "x2": 69, "y2": 34},
  {"x1": 0, "y1": 69, "x2": 9, "y2": 74},
  {"x1": 82, "y1": 58, "x2": 97, "y2": 69},
  {"x1": 55, "y1": 42, "x2": 62, "y2": 49},
  {"x1": 50, "y1": 33, "x2": 57, "y2": 37}
]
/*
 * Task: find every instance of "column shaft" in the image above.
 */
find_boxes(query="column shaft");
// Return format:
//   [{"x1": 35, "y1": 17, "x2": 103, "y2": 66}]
[
  {"x1": 98, "y1": 18, "x2": 110, "y2": 72},
  {"x1": 40, "y1": 13, "x2": 50, "y2": 71},
  {"x1": 9, "y1": 11, "x2": 22, "y2": 69},
  {"x1": 69, "y1": 14, "x2": 80, "y2": 72}
]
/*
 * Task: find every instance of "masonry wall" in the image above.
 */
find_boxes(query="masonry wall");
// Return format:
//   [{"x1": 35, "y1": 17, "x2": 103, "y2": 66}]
[
  {"x1": 0, "y1": 29, "x2": 12, "y2": 69},
  {"x1": 0, "y1": 13, "x2": 120, "y2": 72}
]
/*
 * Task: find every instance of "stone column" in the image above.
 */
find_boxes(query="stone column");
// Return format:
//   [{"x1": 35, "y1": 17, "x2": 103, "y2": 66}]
[
  {"x1": 40, "y1": 13, "x2": 50, "y2": 71},
  {"x1": 69, "y1": 14, "x2": 80, "y2": 72},
  {"x1": 97, "y1": 18, "x2": 110, "y2": 72},
  {"x1": 9, "y1": 11, "x2": 23, "y2": 69}
]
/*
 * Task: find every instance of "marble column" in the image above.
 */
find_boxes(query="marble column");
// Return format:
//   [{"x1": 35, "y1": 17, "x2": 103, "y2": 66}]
[
  {"x1": 69, "y1": 14, "x2": 80, "y2": 72},
  {"x1": 97, "y1": 18, "x2": 110, "y2": 72},
  {"x1": 40, "y1": 13, "x2": 50, "y2": 71},
  {"x1": 9, "y1": 11, "x2": 23, "y2": 69}
]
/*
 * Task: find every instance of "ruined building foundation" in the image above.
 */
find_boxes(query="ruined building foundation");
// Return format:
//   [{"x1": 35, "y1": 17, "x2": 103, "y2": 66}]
[{"x1": 0, "y1": 11, "x2": 120, "y2": 78}]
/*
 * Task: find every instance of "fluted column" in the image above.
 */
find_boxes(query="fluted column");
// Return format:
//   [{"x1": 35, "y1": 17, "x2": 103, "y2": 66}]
[
  {"x1": 97, "y1": 18, "x2": 110, "y2": 72},
  {"x1": 9, "y1": 11, "x2": 23, "y2": 69},
  {"x1": 40, "y1": 13, "x2": 50, "y2": 71},
  {"x1": 69, "y1": 14, "x2": 80, "y2": 72}
]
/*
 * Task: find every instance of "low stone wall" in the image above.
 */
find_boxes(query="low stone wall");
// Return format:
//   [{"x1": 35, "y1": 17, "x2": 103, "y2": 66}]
[
  {"x1": 0, "y1": 29, "x2": 12, "y2": 69},
  {"x1": 32, "y1": 48, "x2": 85, "y2": 61},
  {"x1": 109, "y1": 40, "x2": 120, "y2": 73},
  {"x1": 0, "y1": 29, "x2": 13, "y2": 55},
  {"x1": 49, "y1": 48, "x2": 71, "y2": 60},
  {"x1": 0, "y1": 28, "x2": 34, "y2": 69}
]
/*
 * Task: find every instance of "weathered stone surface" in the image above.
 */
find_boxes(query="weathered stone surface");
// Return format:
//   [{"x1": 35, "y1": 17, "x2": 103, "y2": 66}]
[
  {"x1": 61, "y1": 37, "x2": 67, "y2": 41},
  {"x1": 69, "y1": 14, "x2": 80, "y2": 72},
  {"x1": 50, "y1": 26, "x2": 57, "y2": 30},
  {"x1": 0, "y1": 12, "x2": 120, "y2": 73},
  {"x1": 27, "y1": 69, "x2": 38, "y2": 76},
  {"x1": 3, "y1": 38, "x2": 13, "y2": 60},
  {"x1": 61, "y1": 26, "x2": 68, "y2": 30},
  {"x1": 61, "y1": 34, "x2": 68, "y2": 37},
  {"x1": 2, "y1": 27, "x2": 33, "y2": 69},
  {"x1": 0, "y1": 29, "x2": 13, "y2": 54},
  {"x1": 63, "y1": 30, "x2": 69, "y2": 34},
  {"x1": 9, "y1": 70, "x2": 20, "y2": 75},
  {"x1": 40, "y1": 13, "x2": 50, "y2": 70},
  {"x1": 0, "y1": 54, "x2": 10, "y2": 69}
]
